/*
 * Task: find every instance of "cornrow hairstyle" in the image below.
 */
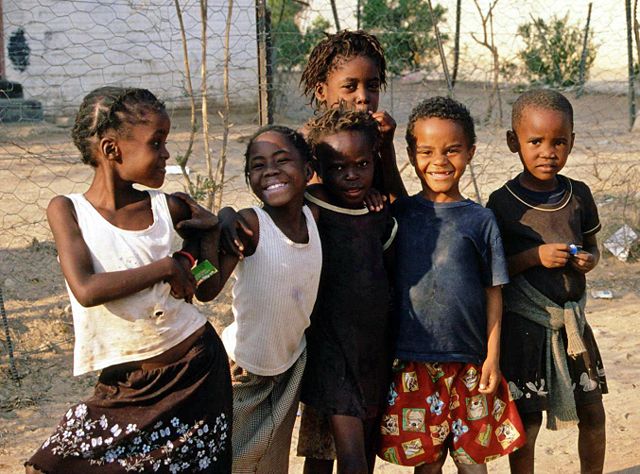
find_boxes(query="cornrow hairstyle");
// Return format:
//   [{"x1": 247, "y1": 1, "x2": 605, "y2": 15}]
[
  {"x1": 243, "y1": 125, "x2": 313, "y2": 182},
  {"x1": 301, "y1": 30, "x2": 386, "y2": 108},
  {"x1": 306, "y1": 107, "x2": 381, "y2": 167},
  {"x1": 406, "y1": 96, "x2": 476, "y2": 150},
  {"x1": 511, "y1": 89, "x2": 574, "y2": 131},
  {"x1": 72, "y1": 86, "x2": 166, "y2": 166}
]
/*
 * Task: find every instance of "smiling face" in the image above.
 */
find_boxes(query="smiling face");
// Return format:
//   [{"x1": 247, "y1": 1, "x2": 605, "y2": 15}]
[
  {"x1": 246, "y1": 131, "x2": 311, "y2": 209},
  {"x1": 114, "y1": 111, "x2": 171, "y2": 188},
  {"x1": 316, "y1": 130, "x2": 375, "y2": 208},
  {"x1": 315, "y1": 55, "x2": 381, "y2": 112},
  {"x1": 408, "y1": 117, "x2": 475, "y2": 203},
  {"x1": 508, "y1": 106, "x2": 574, "y2": 191}
]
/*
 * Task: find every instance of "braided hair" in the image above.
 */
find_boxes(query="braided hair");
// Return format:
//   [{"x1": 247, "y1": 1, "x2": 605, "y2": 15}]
[
  {"x1": 301, "y1": 30, "x2": 386, "y2": 108},
  {"x1": 72, "y1": 87, "x2": 166, "y2": 166},
  {"x1": 306, "y1": 107, "x2": 381, "y2": 168},
  {"x1": 243, "y1": 125, "x2": 313, "y2": 182}
]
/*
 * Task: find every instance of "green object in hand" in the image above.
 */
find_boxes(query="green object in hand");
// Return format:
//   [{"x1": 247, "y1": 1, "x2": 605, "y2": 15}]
[{"x1": 192, "y1": 259, "x2": 218, "y2": 283}]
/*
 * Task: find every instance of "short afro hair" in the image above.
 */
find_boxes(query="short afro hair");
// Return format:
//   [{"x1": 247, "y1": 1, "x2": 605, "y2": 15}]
[
  {"x1": 511, "y1": 89, "x2": 574, "y2": 130},
  {"x1": 301, "y1": 30, "x2": 386, "y2": 108},
  {"x1": 306, "y1": 107, "x2": 381, "y2": 167},
  {"x1": 405, "y1": 96, "x2": 476, "y2": 150}
]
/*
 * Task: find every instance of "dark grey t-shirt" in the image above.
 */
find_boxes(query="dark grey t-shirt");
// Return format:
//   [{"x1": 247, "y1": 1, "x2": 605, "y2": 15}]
[{"x1": 392, "y1": 195, "x2": 509, "y2": 364}]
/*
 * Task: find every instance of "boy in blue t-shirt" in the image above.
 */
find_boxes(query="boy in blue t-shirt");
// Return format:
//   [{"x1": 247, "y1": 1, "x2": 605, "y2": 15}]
[{"x1": 377, "y1": 97, "x2": 525, "y2": 472}]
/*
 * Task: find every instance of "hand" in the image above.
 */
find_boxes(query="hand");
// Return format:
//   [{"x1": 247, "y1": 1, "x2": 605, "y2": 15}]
[
  {"x1": 363, "y1": 187, "x2": 387, "y2": 212},
  {"x1": 569, "y1": 250, "x2": 596, "y2": 273},
  {"x1": 219, "y1": 207, "x2": 253, "y2": 259},
  {"x1": 167, "y1": 256, "x2": 197, "y2": 303},
  {"x1": 537, "y1": 243, "x2": 570, "y2": 268},
  {"x1": 371, "y1": 110, "x2": 396, "y2": 145},
  {"x1": 479, "y1": 358, "x2": 501, "y2": 395},
  {"x1": 172, "y1": 192, "x2": 219, "y2": 239}
]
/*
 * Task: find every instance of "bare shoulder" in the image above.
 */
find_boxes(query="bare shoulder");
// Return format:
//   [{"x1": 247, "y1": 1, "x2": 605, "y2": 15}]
[{"x1": 47, "y1": 195, "x2": 76, "y2": 222}]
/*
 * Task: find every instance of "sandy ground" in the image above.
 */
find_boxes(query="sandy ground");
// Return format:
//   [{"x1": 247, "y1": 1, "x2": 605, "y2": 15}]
[{"x1": 1, "y1": 82, "x2": 640, "y2": 473}]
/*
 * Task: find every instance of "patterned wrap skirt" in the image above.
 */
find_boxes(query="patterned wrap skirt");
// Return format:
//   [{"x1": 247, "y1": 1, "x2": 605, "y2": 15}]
[
  {"x1": 378, "y1": 361, "x2": 526, "y2": 467},
  {"x1": 26, "y1": 323, "x2": 232, "y2": 473}
]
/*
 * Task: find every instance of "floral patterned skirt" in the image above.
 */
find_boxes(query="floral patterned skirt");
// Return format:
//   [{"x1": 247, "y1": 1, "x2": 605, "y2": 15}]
[
  {"x1": 26, "y1": 323, "x2": 232, "y2": 473},
  {"x1": 500, "y1": 313, "x2": 608, "y2": 414}
]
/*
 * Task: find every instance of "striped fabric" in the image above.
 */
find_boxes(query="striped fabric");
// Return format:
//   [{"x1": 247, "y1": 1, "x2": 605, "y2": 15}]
[{"x1": 230, "y1": 350, "x2": 306, "y2": 473}]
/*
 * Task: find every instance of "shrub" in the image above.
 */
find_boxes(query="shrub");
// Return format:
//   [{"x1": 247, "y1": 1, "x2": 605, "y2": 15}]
[
  {"x1": 517, "y1": 13, "x2": 596, "y2": 88},
  {"x1": 362, "y1": 0, "x2": 447, "y2": 76}
]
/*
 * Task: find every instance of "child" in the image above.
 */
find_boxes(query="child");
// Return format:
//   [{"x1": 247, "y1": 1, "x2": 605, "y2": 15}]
[
  {"x1": 486, "y1": 89, "x2": 607, "y2": 473},
  {"x1": 25, "y1": 87, "x2": 232, "y2": 473},
  {"x1": 298, "y1": 108, "x2": 397, "y2": 474},
  {"x1": 300, "y1": 29, "x2": 406, "y2": 201},
  {"x1": 378, "y1": 97, "x2": 526, "y2": 473},
  {"x1": 297, "y1": 30, "x2": 403, "y2": 472},
  {"x1": 203, "y1": 125, "x2": 322, "y2": 473}
]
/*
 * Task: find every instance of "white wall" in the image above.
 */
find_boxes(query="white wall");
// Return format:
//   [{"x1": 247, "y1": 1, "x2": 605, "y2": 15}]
[{"x1": 3, "y1": 0, "x2": 258, "y2": 113}]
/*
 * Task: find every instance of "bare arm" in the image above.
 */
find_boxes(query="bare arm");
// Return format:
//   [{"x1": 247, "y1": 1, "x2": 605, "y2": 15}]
[
  {"x1": 372, "y1": 110, "x2": 407, "y2": 202},
  {"x1": 48, "y1": 196, "x2": 193, "y2": 307},
  {"x1": 196, "y1": 208, "x2": 259, "y2": 301},
  {"x1": 479, "y1": 285, "x2": 502, "y2": 395},
  {"x1": 507, "y1": 243, "x2": 571, "y2": 276}
]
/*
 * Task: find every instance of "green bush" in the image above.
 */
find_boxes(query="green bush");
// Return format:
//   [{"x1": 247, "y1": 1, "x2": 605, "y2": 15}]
[
  {"x1": 517, "y1": 13, "x2": 596, "y2": 88},
  {"x1": 362, "y1": 0, "x2": 447, "y2": 76}
]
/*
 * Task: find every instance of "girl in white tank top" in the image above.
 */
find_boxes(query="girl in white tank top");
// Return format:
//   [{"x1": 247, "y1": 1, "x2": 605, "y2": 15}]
[
  {"x1": 27, "y1": 87, "x2": 232, "y2": 473},
  {"x1": 200, "y1": 125, "x2": 322, "y2": 473}
]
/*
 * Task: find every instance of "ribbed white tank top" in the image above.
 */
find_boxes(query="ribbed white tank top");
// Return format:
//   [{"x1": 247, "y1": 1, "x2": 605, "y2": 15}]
[
  {"x1": 222, "y1": 205, "x2": 322, "y2": 376},
  {"x1": 65, "y1": 191, "x2": 206, "y2": 375}
]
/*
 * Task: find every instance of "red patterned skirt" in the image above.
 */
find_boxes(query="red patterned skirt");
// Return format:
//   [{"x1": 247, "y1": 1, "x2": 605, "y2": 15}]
[{"x1": 378, "y1": 360, "x2": 526, "y2": 466}]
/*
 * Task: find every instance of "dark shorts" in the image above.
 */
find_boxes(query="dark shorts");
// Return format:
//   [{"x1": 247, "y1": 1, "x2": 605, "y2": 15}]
[
  {"x1": 26, "y1": 323, "x2": 232, "y2": 473},
  {"x1": 500, "y1": 312, "x2": 608, "y2": 414}
]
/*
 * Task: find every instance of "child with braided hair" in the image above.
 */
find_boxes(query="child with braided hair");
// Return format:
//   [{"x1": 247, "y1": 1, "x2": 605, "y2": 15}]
[
  {"x1": 26, "y1": 87, "x2": 231, "y2": 474},
  {"x1": 300, "y1": 29, "x2": 406, "y2": 202}
]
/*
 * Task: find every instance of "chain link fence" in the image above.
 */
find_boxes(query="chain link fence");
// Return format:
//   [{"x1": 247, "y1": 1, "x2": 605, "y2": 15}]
[{"x1": 1, "y1": 0, "x2": 639, "y2": 446}]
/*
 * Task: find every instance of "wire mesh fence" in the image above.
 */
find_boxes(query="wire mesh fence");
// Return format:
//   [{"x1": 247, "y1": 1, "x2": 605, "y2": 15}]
[{"x1": 1, "y1": 0, "x2": 639, "y2": 405}]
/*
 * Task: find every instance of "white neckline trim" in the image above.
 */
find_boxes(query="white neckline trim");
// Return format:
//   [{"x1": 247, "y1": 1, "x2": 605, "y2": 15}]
[
  {"x1": 304, "y1": 192, "x2": 369, "y2": 215},
  {"x1": 504, "y1": 177, "x2": 573, "y2": 212}
]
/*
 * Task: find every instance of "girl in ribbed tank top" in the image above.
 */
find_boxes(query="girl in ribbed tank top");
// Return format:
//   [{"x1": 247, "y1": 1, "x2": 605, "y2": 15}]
[
  {"x1": 27, "y1": 87, "x2": 232, "y2": 474},
  {"x1": 200, "y1": 125, "x2": 322, "y2": 473}
]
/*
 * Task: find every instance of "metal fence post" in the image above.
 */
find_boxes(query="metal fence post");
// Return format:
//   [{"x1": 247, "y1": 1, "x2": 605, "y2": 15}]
[
  {"x1": 627, "y1": 0, "x2": 637, "y2": 130},
  {"x1": 256, "y1": 0, "x2": 273, "y2": 126}
]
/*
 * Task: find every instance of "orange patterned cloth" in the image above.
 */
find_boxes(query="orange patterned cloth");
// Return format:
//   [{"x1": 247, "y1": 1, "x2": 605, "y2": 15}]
[{"x1": 378, "y1": 361, "x2": 526, "y2": 466}]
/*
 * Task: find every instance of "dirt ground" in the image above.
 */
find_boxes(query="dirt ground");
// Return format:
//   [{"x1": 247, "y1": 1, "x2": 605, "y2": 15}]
[{"x1": 1, "y1": 81, "x2": 639, "y2": 473}]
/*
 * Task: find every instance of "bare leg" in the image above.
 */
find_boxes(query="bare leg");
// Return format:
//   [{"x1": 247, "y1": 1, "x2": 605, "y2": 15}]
[
  {"x1": 362, "y1": 417, "x2": 380, "y2": 474},
  {"x1": 303, "y1": 458, "x2": 334, "y2": 474},
  {"x1": 331, "y1": 414, "x2": 369, "y2": 474},
  {"x1": 508, "y1": 411, "x2": 542, "y2": 474},
  {"x1": 414, "y1": 455, "x2": 446, "y2": 474},
  {"x1": 455, "y1": 462, "x2": 487, "y2": 474},
  {"x1": 577, "y1": 401, "x2": 606, "y2": 474}
]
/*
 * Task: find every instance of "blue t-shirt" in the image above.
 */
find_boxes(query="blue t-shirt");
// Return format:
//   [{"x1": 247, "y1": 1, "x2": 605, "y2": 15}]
[{"x1": 392, "y1": 195, "x2": 509, "y2": 364}]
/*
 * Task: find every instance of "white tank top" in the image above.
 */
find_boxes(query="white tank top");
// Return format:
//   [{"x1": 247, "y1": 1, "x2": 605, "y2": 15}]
[
  {"x1": 222, "y1": 206, "x2": 322, "y2": 376},
  {"x1": 65, "y1": 191, "x2": 206, "y2": 375}
]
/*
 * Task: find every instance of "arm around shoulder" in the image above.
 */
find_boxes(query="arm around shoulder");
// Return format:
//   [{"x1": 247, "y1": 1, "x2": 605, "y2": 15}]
[{"x1": 195, "y1": 208, "x2": 259, "y2": 301}]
